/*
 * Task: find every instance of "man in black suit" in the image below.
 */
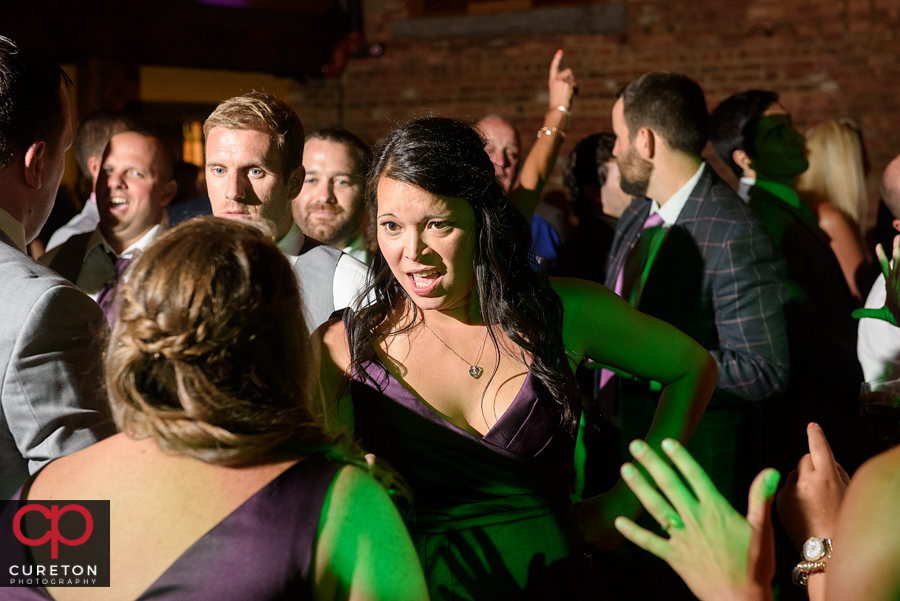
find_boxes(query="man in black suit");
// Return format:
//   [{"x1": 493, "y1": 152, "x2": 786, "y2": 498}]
[
  {"x1": 599, "y1": 72, "x2": 790, "y2": 600},
  {"x1": 709, "y1": 91, "x2": 863, "y2": 474}
]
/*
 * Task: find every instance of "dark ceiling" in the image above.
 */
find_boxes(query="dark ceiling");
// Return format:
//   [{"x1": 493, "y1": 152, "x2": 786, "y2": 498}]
[{"x1": 4, "y1": 0, "x2": 351, "y2": 79}]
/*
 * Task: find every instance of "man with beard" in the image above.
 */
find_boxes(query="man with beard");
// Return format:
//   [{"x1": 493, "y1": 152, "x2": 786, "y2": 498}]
[
  {"x1": 599, "y1": 75, "x2": 789, "y2": 600},
  {"x1": 204, "y1": 92, "x2": 368, "y2": 332},
  {"x1": 293, "y1": 128, "x2": 372, "y2": 264}
]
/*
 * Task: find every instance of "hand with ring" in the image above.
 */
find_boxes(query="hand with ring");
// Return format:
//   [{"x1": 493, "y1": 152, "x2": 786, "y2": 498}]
[{"x1": 614, "y1": 439, "x2": 780, "y2": 601}]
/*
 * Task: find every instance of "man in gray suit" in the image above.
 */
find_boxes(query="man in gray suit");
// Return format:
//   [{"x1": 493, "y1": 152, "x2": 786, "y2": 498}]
[
  {"x1": 204, "y1": 92, "x2": 368, "y2": 332},
  {"x1": 0, "y1": 36, "x2": 114, "y2": 498}
]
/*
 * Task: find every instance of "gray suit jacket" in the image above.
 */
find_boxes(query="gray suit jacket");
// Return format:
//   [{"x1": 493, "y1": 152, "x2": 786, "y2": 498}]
[{"x1": 0, "y1": 230, "x2": 114, "y2": 498}]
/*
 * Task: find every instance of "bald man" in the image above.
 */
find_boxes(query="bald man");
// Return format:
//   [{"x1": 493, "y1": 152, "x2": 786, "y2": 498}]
[
  {"x1": 42, "y1": 129, "x2": 176, "y2": 323},
  {"x1": 858, "y1": 154, "x2": 900, "y2": 381}
]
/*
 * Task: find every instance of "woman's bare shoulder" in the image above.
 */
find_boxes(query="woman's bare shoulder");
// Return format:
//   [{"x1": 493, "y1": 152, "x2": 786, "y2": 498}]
[
  {"x1": 314, "y1": 316, "x2": 351, "y2": 372},
  {"x1": 816, "y1": 201, "x2": 856, "y2": 231}
]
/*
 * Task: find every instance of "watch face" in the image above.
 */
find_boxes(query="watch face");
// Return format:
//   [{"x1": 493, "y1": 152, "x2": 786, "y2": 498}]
[{"x1": 803, "y1": 538, "x2": 825, "y2": 561}]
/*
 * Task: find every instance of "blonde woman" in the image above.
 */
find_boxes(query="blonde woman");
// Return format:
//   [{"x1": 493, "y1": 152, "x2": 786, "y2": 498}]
[{"x1": 797, "y1": 119, "x2": 871, "y2": 299}]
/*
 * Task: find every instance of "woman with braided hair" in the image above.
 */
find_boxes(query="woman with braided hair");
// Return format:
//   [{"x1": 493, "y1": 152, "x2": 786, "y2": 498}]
[
  {"x1": 316, "y1": 117, "x2": 718, "y2": 600},
  {"x1": 5, "y1": 217, "x2": 426, "y2": 601}
]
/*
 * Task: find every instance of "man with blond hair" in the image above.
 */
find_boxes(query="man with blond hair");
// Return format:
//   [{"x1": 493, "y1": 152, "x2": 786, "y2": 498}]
[{"x1": 204, "y1": 92, "x2": 368, "y2": 331}]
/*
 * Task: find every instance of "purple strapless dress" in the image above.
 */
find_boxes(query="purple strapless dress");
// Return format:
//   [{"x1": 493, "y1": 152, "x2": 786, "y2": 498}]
[
  {"x1": 350, "y1": 342, "x2": 606, "y2": 600},
  {"x1": 2, "y1": 457, "x2": 342, "y2": 600}
]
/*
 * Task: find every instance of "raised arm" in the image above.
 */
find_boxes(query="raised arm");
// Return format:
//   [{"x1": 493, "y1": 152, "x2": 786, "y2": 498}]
[
  {"x1": 508, "y1": 50, "x2": 578, "y2": 221},
  {"x1": 314, "y1": 466, "x2": 428, "y2": 601},
  {"x1": 553, "y1": 277, "x2": 718, "y2": 550},
  {"x1": 775, "y1": 423, "x2": 849, "y2": 601}
]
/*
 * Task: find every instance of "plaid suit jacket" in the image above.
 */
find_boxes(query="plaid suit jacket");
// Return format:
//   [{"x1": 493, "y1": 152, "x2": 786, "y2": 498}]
[{"x1": 605, "y1": 165, "x2": 790, "y2": 406}]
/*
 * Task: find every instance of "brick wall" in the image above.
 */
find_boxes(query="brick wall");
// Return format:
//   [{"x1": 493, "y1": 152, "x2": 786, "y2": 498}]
[{"x1": 289, "y1": 0, "x2": 900, "y2": 228}]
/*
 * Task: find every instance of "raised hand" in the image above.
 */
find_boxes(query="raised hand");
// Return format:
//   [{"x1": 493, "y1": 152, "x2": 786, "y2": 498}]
[
  {"x1": 776, "y1": 422, "x2": 850, "y2": 550},
  {"x1": 547, "y1": 49, "x2": 577, "y2": 113},
  {"x1": 614, "y1": 438, "x2": 779, "y2": 601},
  {"x1": 852, "y1": 234, "x2": 900, "y2": 326}
]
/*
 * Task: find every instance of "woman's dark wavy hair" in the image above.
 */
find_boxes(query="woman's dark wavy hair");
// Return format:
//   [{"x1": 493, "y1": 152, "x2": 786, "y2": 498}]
[{"x1": 348, "y1": 117, "x2": 580, "y2": 425}]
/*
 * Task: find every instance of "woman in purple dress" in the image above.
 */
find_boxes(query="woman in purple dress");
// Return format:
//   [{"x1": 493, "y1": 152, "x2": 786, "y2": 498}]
[
  {"x1": 317, "y1": 118, "x2": 719, "y2": 600},
  {"x1": 5, "y1": 217, "x2": 426, "y2": 601}
]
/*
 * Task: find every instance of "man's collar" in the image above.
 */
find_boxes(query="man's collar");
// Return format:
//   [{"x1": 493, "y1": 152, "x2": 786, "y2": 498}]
[
  {"x1": 651, "y1": 163, "x2": 705, "y2": 226},
  {"x1": 0, "y1": 205, "x2": 26, "y2": 253},
  {"x1": 753, "y1": 178, "x2": 802, "y2": 209},
  {"x1": 277, "y1": 221, "x2": 305, "y2": 256},
  {"x1": 95, "y1": 224, "x2": 164, "y2": 259}
]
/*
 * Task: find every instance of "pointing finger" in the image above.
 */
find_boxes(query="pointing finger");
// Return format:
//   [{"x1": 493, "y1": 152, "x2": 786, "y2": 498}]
[
  {"x1": 806, "y1": 422, "x2": 836, "y2": 472},
  {"x1": 549, "y1": 49, "x2": 563, "y2": 78}
]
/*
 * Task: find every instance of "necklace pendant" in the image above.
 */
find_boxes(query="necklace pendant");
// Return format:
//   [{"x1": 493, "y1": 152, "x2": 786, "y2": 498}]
[{"x1": 469, "y1": 365, "x2": 483, "y2": 379}]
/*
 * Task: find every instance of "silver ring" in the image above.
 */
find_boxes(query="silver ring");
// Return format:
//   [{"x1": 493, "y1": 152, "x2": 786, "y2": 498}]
[{"x1": 661, "y1": 515, "x2": 683, "y2": 532}]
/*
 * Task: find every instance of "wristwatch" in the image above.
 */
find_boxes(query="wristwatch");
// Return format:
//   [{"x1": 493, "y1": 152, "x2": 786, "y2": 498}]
[{"x1": 792, "y1": 537, "x2": 833, "y2": 588}]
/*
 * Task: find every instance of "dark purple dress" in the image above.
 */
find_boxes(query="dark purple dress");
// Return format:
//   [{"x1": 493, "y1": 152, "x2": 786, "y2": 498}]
[
  {"x1": 350, "y1": 348, "x2": 604, "y2": 600},
  {"x1": 3, "y1": 457, "x2": 342, "y2": 600}
]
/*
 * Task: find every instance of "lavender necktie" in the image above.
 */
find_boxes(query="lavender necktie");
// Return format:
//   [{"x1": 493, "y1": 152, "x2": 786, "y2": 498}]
[
  {"x1": 96, "y1": 255, "x2": 133, "y2": 327},
  {"x1": 599, "y1": 211, "x2": 666, "y2": 390},
  {"x1": 614, "y1": 211, "x2": 665, "y2": 298}
]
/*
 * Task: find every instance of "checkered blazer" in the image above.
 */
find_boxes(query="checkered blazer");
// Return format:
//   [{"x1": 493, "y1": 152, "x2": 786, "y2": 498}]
[{"x1": 604, "y1": 165, "x2": 790, "y2": 405}]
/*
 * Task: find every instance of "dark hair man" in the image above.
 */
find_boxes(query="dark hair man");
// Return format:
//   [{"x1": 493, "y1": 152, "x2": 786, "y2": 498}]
[
  {"x1": 0, "y1": 36, "x2": 114, "y2": 497},
  {"x1": 604, "y1": 71, "x2": 789, "y2": 519},
  {"x1": 293, "y1": 128, "x2": 373, "y2": 264},
  {"x1": 204, "y1": 92, "x2": 368, "y2": 332},
  {"x1": 710, "y1": 90, "x2": 863, "y2": 473}
]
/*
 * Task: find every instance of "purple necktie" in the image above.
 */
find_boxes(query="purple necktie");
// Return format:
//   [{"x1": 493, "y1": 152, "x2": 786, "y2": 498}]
[
  {"x1": 614, "y1": 211, "x2": 665, "y2": 297},
  {"x1": 599, "y1": 211, "x2": 666, "y2": 390},
  {"x1": 96, "y1": 255, "x2": 133, "y2": 328}
]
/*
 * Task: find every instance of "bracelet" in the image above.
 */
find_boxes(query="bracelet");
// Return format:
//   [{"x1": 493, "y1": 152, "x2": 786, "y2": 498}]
[
  {"x1": 792, "y1": 537, "x2": 833, "y2": 589},
  {"x1": 537, "y1": 126, "x2": 566, "y2": 140},
  {"x1": 546, "y1": 105, "x2": 572, "y2": 128},
  {"x1": 791, "y1": 560, "x2": 827, "y2": 588}
]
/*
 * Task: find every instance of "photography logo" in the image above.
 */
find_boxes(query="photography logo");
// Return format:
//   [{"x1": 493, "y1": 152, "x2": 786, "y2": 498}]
[{"x1": 0, "y1": 500, "x2": 109, "y2": 587}]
